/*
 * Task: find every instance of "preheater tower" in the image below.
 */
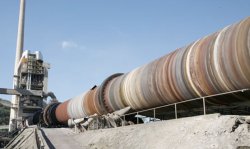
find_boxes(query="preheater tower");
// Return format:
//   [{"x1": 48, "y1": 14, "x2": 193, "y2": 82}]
[{"x1": 9, "y1": 0, "x2": 50, "y2": 132}]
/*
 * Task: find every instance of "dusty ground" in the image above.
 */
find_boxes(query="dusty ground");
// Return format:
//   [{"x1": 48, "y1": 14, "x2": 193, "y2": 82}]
[{"x1": 42, "y1": 114, "x2": 250, "y2": 149}]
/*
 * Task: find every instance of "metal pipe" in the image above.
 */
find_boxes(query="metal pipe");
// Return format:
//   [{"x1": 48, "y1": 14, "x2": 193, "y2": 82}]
[
  {"x1": 9, "y1": 0, "x2": 26, "y2": 132},
  {"x1": 44, "y1": 17, "x2": 250, "y2": 126},
  {"x1": 43, "y1": 92, "x2": 58, "y2": 102}
]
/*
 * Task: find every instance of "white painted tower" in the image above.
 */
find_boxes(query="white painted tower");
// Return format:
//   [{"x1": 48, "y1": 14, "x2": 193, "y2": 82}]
[{"x1": 9, "y1": 0, "x2": 25, "y2": 132}]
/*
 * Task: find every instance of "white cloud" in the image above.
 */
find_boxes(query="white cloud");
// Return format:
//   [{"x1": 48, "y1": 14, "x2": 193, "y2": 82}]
[{"x1": 61, "y1": 41, "x2": 79, "y2": 49}]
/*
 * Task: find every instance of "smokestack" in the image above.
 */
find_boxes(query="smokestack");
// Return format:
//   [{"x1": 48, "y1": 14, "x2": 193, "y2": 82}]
[
  {"x1": 9, "y1": 0, "x2": 26, "y2": 132},
  {"x1": 15, "y1": 0, "x2": 25, "y2": 69}
]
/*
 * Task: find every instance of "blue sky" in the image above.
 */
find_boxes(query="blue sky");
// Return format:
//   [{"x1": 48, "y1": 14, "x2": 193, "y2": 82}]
[{"x1": 0, "y1": 0, "x2": 249, "y2": 102}]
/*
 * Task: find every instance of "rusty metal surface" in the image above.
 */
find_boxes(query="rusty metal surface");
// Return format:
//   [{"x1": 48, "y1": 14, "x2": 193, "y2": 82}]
[
  {"x1": 55, "y1": 100, "x2": 70, "y2": 123},
  {"x1": 51, "y1": 17, "x2": 250, "y2": 124}
]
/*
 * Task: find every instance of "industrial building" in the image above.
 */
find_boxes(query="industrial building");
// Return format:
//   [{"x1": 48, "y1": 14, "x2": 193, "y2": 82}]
[{"x1": 0, "y1": 0, "x2": 249, "y2": 148}]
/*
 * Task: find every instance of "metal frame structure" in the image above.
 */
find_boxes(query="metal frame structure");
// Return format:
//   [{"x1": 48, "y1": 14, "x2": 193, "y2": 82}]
[{"x1": 122, "y1": 88, "x2": 250, "y2": 124}]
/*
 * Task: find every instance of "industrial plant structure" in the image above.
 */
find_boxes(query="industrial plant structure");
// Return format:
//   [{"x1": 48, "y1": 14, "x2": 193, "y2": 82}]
[{"x1": 0, "y1": 0, "x2": 250, "y2": 148}]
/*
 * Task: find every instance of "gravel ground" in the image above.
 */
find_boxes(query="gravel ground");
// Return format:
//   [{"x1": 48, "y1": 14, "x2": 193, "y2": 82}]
[{"x1": 42, "y1": 114, "x2": 250, "y2": 149}]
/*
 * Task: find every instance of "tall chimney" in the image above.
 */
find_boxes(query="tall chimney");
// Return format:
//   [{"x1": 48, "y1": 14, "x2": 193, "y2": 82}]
[
  {"x1": 15, "y1": 0, "x2": 25, "y2": 68},
  {"x1": 9, "y1": 0, "x2": 25, "y2": 132}
]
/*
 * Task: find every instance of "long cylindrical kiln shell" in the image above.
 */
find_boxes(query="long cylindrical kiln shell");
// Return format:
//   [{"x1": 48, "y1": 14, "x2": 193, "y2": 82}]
[{"x1": 50, "y1": 17, "x2": 250, "y2": 124}]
